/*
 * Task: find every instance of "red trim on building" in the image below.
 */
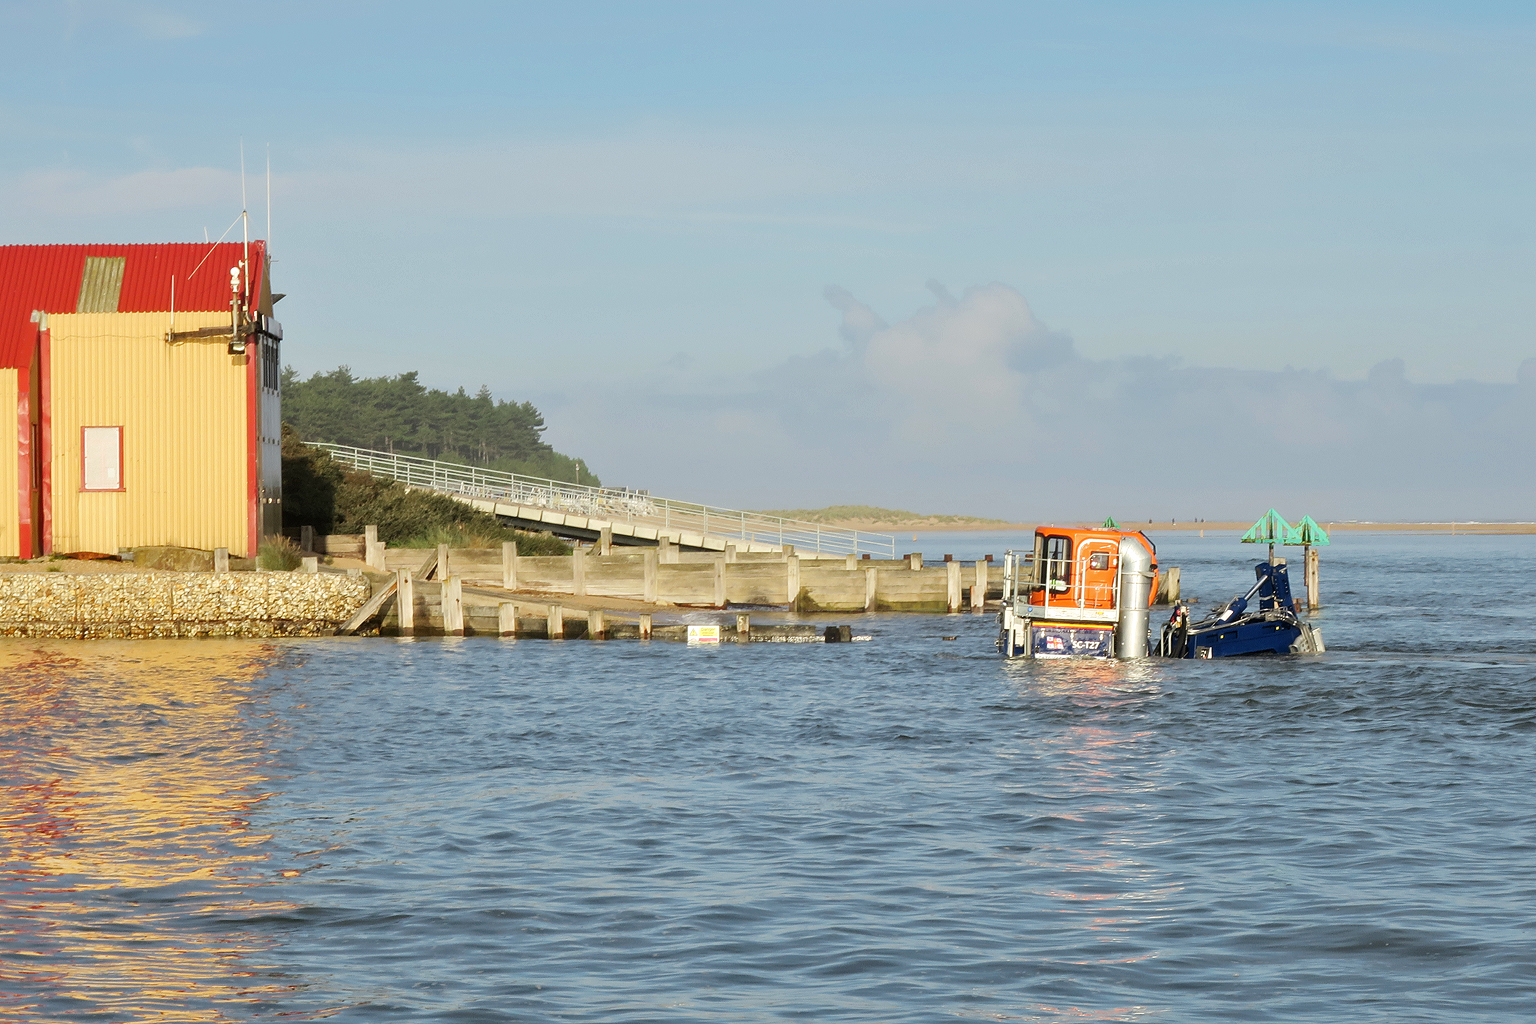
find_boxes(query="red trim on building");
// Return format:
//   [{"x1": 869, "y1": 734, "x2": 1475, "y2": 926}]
[
  {"x1": 246, "y1": 341, "x2": 259, "y2": 558},
  {"x1": 16, "y1": 363, "x2": 29, "y2": 558}
]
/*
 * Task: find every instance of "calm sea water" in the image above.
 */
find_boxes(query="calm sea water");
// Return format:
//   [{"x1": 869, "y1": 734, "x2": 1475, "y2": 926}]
[{"x1": 3, "y1": 533, "x2": 1535, "y2": 1022}]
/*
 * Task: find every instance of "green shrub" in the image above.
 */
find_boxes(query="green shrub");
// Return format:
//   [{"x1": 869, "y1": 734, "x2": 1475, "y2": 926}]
[
  {"x1": 332, "y1": 472, "x2": 569, "y2": 554},
  {"x1": 392, "y1": 524, "x2": 569, "y2": 554},
  {"x1": 259, "y1": 536, "x2": 304, "y2": 571},
  {"x1": 281, "y1": 424, "x2": 343, "y2": 533},
  {"x1": 281, "y1": 433, "x2": 570, "y2": 554}
]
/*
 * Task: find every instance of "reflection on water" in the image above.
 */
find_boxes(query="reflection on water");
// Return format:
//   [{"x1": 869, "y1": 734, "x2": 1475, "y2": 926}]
[
  {"x1": 0, "y1": 642, "x2": 308, "y2": 1022},
  {"x1": 999, "y1": 655, "x2": 1178, "y2": 1004},
  {"x1": 3, "y1": 535, "x2": 1533, "y2": 1024}
]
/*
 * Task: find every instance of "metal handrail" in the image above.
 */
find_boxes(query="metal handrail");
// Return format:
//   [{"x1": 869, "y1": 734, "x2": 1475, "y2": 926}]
[
  {"x1": 1021, "y1": 554, "x2": 1117, "y2": 610},
  {"x1": 311, "y1": 442, "x2": 897, "y2": 557}
]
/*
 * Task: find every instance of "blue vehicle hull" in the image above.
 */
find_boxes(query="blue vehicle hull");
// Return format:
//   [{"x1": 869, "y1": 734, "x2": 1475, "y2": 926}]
[{"x1": 1159, "y1": 561, "x2": 1321, "y2": 659}]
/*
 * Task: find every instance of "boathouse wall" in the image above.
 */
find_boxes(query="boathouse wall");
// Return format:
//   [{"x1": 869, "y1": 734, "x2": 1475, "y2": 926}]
[
  {"x1": 0, "y1": 370, "x2": 16, "y2": 554},
  {"x1": 45, "y1": 311, "x2": 251, "y2": 556}
]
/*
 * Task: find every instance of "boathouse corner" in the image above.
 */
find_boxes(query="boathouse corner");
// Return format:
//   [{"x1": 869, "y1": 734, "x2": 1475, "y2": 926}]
[{"x1": 0, "y1": 243, "x2": 283, "y2": 558}]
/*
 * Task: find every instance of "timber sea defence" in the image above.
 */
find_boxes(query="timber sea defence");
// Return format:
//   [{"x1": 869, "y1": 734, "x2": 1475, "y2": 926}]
[
  {"x1": 321, "y1": 530, "x2": 1179, "y2": 638},
  {"x1": 321, "y1": 531, "x2": 1005, "y2": 638}
]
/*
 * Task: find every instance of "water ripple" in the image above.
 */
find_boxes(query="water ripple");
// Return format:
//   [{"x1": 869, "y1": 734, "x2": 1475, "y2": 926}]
[{"x1": 3, "y1": 536, "x2": 1535, "y2": 1021}]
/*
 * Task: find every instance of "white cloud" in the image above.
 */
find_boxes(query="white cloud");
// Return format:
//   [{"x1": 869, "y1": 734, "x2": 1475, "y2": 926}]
[
  {"x1": 62, "y1": 1, "x2": 203, "y2": 41},
  {"x1": 544, "y1": 282, "x2": 1536, "y2": 520},
  {"x1": 16, "y1": 165, "x2": 236, "y2": 216}
]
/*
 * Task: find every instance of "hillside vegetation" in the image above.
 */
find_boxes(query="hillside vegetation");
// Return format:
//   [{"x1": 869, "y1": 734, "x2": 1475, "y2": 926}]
[
  {"x1": 756, "y1": 505, "x2": 1013, "y2": 528},
  {"x1": 281, "y1": 428, "x2": 569, "y2": 553},
  {"x1": 281, "y1": 366, "x2": 599, "y2": 485}
]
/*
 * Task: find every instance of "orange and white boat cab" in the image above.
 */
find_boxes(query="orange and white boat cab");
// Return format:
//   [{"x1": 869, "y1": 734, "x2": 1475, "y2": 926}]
[{"x1": 997, "y1": 524, "x2": 1159, "y2": 659}]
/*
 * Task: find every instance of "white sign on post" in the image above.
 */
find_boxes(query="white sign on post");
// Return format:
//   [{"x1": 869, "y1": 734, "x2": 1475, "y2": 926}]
[{"x1": 686, "y1": 624, "x2": 721, "y2": 644}]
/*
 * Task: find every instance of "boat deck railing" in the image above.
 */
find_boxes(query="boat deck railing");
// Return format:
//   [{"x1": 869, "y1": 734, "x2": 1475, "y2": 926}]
[
  {"x1": 312, "y1": 443, "x2": 898, "y2": 557},
  {"x1": 1004, "y1": 551, "x2": 1118, "y2": 609}
]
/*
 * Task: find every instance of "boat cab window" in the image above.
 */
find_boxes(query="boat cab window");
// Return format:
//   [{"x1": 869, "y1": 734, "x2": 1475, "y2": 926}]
[{"x1": 1039, "y1": 535, "x2": 1071, "y2": 592}]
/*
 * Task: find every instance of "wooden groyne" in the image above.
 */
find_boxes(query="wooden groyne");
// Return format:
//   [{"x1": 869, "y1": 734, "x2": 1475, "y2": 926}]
[
  {"x1": 326, "y1": 539, "x2": 1003, "y2": 615},
  {"x1": 313, "y1": 530, "x2": 1181, "y2": 638}
]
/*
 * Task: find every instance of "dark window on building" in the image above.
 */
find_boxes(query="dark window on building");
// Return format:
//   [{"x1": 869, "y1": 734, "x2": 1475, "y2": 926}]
[{"x1": 262, "y1": 339, "x2": 280, "y2": 391}]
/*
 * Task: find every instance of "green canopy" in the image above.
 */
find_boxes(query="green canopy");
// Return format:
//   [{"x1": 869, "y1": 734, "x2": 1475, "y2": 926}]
[
  {"x1": 1102, "y1": 516, "x2": 1120, "y2": 529},
  {"x1": 1285, "y1": 515, "x2": 1331, "y2": 546},
  {"x1": 1241, "y1": 509, "x2": 1292, "y2": 544}
]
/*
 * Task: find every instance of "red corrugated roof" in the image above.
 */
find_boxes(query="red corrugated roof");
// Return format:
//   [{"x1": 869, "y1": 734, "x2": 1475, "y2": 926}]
[{"x1": 0, "y1": 242, "x2": 267, "y2": 368}]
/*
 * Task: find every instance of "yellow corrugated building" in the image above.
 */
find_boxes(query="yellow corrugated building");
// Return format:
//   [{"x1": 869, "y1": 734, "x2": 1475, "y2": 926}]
[{"x1": 0, "y1": 243, "x2": 282, "y2": 558}]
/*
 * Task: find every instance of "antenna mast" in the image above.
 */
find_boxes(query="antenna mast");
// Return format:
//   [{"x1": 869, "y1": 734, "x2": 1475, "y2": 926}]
[
  {"x1": 266, "y1": 144, "x2": 272, "y2": 251},
  {"x1": 240, "y1": 140, "x2": 249, "y2": 305}
]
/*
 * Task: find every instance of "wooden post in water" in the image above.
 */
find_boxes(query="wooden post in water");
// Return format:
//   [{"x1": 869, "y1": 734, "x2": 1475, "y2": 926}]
[
  {"x1": 437, "y1": 543, "x2": 450, "y2": 581},
  {"x1": 572, "y1": 547, "x2": 586, "y2": 596},
  {"x1": 865, "y1": 568, "x2": 878, "y2": 612},
  {"x1": 214, "y1": 547, "x2": 229, "y2": 574},
  {"x1": 643, "y1": 549, "x2": 658, "y2": 603},
  {"x1": 442, "y1": 576, "x2": 464, "y2": 636},
  {"x1": 639, "y1": 613, "x2": 652, "y2": 639},
  {"x1": 736, "y1": 613, "x2": 750, "y2": 639},
  {"x1": 300, "y1": 525, "x2": 314, "y2": 553},
  {"x1": 396, "y1": 569, "x2": 414, "y2": 635},
  {"x1": 547, "y1": 604, "x2": 564, "y2": 639},
  {"x1": 908, "y1": 552, "x2": 922, "y2": 571},
  {"x1": 588, "y1": 608, "x2": 606, "y2": 639},
  {"x1": 497, "y1": 602, "x2": 516, "y2": 637},
  {"x1": 503, "y1": 541, "x2": 518, "y2": 590},
  {"x1": 972, "y1": 559, "x2": 988, "y2": 611},
  {"x1": 1305, "y1": 546, "x2": 1320, "y2": 610},
  {"x1": 946, "y1": 561, "x2": 962, "y2": 613},
  {"x1": 598, "y1": 525, "x2": 613, "y2": 555},
  {"x1": 786, "y1": 555, "x2": 801, "y2": 609},
  {"x1": 713, "y1": 555, "x2": 726, "y2": 608}
]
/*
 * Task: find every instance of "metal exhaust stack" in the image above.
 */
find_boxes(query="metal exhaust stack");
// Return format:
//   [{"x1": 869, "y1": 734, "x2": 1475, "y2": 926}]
[{"x1": 1115, "y1": 537, "x2": 1153, "y2": 659}]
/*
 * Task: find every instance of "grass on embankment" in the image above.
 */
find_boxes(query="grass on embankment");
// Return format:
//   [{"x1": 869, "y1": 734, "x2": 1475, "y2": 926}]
[{"x1": 283, "y1": 429, "x2": 570, "y2": 555}]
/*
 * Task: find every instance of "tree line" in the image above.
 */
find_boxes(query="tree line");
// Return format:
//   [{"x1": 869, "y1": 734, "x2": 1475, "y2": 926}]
[{"x1": 280, "y1": 366, "x2": 599, "y2": 485}]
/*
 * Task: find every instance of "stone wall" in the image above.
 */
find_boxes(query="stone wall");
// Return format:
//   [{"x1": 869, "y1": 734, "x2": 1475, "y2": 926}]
[{"x1": 0, "y1": 572, "x2": 371, "y2": 638}]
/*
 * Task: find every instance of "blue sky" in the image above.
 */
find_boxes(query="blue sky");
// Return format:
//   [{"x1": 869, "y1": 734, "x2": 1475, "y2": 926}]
[{"x1": 3, "y1": 2, "x2": 1533, "y2": 516}]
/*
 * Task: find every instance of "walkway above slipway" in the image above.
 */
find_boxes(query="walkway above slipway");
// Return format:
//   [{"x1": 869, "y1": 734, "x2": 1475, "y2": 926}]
[{"x1": 314, "y1": 444, "x2": 898, "y2": 557}]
